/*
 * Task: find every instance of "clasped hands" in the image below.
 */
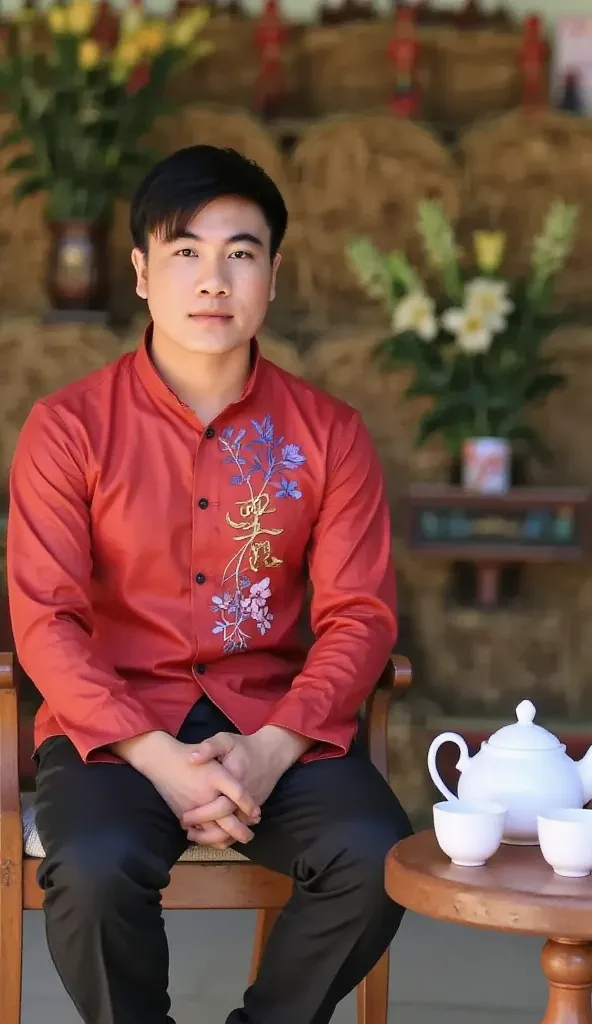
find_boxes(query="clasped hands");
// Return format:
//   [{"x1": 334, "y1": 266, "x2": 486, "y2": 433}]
[{"x1": 161, "y1": 726, "x2": 310, "y2": 850}]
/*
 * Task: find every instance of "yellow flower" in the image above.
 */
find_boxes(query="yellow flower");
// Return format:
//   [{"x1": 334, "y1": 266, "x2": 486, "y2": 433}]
[
  {"x1": 66, "y1": 0, "x2": 96, "y2": 35},
  {"x1": 78, "y1": 38, "x2": 101, "y2": 69},
  {"x1": 473, "y1": 231, "x2": 506, "y2": 274},
  {"x1": 113, "y1": 39, "x2": 141, "y2": 69},
  {"x1": 46, "y1": 6, "x2": 68, "y2": 33},
  {"x1": 136, "y1": 22, "x2": 169, "y2": 55},
  {"x1": 168, "y1": 6, "x2": 209, "y2": 48}
]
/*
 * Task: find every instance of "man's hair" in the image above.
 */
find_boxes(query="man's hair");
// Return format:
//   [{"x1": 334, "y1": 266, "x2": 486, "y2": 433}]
[{"x1": 130, "y1": 145, "x2": 288, "y2": 257}]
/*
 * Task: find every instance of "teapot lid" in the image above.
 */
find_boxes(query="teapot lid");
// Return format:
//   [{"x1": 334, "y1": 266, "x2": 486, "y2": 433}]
[{"x1": 487, "y1": 700, "x2": 561, "y2": 751}]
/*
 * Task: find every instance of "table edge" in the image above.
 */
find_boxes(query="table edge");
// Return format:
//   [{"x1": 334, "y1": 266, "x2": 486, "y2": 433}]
[{"x1": 385, "y1": 832, "x2": 592, "y2": 940}]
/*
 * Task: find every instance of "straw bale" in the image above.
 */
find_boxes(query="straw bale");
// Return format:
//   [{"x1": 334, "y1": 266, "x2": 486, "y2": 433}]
[
  {"x1": 297, "y1": 21, "x2": 435, "y2": 117},
  {"x1": 0, "y1": 113, "x2": 47, "y2": 313},
  {"x1": 287, "y1": 114, "x2": 459, "y2": 322},
  {"x1": 169, "y1": 14, "x2": 302, "y2": 114},
  {"x1": 429, "y1": 28, "x2": 523, "y2": 124},
  {"x1": 457, "y1": 110, "x2": 592, "y2": 303},
  {"x1": 149, "y1": 104, "x2": 287, "y2": 189}
]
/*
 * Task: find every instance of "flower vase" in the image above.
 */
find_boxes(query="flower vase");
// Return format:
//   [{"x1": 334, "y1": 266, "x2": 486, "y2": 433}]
[
  {"x1": 461, "y1": 438, "x2": 512, "y2": 494},
  {"x1": 45, "y1": 219, "x2": 110, "y2": 324}
]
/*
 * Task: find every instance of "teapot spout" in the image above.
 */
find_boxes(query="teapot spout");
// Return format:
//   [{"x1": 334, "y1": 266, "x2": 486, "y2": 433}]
[{"x1": 576, "y1": 747, "x2": 592, "y2": 805}]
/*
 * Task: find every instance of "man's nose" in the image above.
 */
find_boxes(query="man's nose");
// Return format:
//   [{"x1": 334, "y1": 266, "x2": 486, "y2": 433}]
[{"x1": 196, "y1": 260, "x2": 231, "y2": 296}]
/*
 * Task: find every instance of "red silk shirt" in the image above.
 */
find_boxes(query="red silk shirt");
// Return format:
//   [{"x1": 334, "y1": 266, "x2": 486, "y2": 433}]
[{"x1": 7, "y1": 328, "x2": 397, "y2": 765}]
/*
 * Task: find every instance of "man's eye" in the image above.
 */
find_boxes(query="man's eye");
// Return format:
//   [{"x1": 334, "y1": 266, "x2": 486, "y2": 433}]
[
  {"x1": 176, "y1": 248, "x2": 196, "y2": 257},
  {"x1": 230, "y1": 250, "x2": 253, "y2": 260}
]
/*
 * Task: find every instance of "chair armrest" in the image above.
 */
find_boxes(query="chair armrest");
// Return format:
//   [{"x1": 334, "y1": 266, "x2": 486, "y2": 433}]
[
  {"x1": 365, "y1": 654, "x2": 412, "y2": 780},
  {"x1": 0, "y1": 652, "x2": 23, "y2": 882}
]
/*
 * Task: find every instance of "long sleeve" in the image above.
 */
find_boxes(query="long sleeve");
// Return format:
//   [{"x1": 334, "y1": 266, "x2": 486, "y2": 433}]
[
  {"x1": 266, "y1": 409, "x2": 397, "y2": 757},
  {"x1": 7, "y1": 401, "x2": 165, "y2": 762}
]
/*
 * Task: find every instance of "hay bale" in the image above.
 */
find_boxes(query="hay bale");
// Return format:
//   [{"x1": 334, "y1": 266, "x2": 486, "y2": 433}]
[
  {"x1": 457, "y1": 109, "x2": 592, "y2": 302},
  {"x1": 0, "y1": 113, "x2": 47, "y2": 314},
  {"x1": 297, "y1": 21, "x2": 434, "y2": 117},
  {"x1": 169, "y1": 14, "x2": 302, "y2": 114},
  {"x1": 287, "y1": 113, "x2": 459, "y2": 322},
  {"x1": 149, "y1": 104, "x2": 288, "y2": 188},
  {"x1": 429, "y1": 28, "x2": 523, "y2": 124}
]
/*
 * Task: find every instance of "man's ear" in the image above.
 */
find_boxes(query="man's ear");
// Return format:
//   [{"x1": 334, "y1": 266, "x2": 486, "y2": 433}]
[
  {"x1": 269, "y1": 252, "x2": 282, "y2": 302},
  {"x1": 131, "y1": 247, "x2": 148, "y2": 300}
]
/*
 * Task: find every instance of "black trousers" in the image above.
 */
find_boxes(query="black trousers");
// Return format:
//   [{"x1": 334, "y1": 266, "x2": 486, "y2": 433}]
[{"x1": 35, "y1": 696, "x2": 413, "y2": 1024}]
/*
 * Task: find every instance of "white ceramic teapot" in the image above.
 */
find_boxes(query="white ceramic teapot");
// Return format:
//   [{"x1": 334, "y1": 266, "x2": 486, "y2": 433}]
[{"x1": 427, "y1": 700, "x2": 592, "y2": 845}]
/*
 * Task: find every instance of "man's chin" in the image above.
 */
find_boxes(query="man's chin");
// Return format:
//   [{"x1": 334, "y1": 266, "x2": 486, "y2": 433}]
[{"x1": 178, "y1": 325, "x2": 245, "y2": 355}]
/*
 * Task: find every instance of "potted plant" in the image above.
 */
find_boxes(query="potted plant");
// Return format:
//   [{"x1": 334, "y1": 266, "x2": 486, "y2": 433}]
[
  {"x1": 346, "y1": 199, "x2": 578, "y2": 493},
  {"x1": 0, "y1": 0, "x2": 213, "y2": 321}
]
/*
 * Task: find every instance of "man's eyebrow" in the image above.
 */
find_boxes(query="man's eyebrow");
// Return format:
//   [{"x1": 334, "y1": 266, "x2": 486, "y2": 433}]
[{"x1": 170, "y1": 231, "x2": 265, "y2": 247}]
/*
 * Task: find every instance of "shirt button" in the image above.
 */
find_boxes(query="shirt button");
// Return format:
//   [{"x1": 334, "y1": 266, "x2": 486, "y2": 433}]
[
  {"x1": 198, "y1": 498, "x2": 209, "y2": 510},
  {"x1": 205, "y1": 426, "x2": 216, "y2": 439},
  {"x1": 196, "y1": 663, "x2": 206, "y2": 675},
  {"x1": 195, "y1": 573, "x2": 206, "y2": 585}
]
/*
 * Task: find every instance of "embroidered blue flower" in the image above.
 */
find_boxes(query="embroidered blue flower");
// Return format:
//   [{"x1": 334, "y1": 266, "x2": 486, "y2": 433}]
[
  {"x1": 251, "y1": 415, "x2": 276, "y2": 446},
  {"x1": 281, "y1": 444, "x2": 306, "y2": 470},
  {"x1": 276, "y1": 477, "x2": 301, "y2": 499}
]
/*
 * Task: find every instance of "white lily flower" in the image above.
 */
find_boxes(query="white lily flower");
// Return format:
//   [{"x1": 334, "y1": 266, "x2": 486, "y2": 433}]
[
  {"x1": 465, "y1": 278, "x2": 514, "y2": 332},
  {"x1": 391, "y1": 292, "x2": 438, "y2": 341},
  {"x1": 442, "y1": 307, "x2": 493, "y2": 355}
]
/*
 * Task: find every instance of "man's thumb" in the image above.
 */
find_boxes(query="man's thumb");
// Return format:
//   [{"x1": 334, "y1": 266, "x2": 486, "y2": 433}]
[{"x1": 189, "y1": 733, "x2": 235, "y2": 763}]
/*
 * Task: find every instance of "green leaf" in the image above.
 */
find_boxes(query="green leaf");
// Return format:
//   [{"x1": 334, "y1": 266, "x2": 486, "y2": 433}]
[
  {"x1": 415, "y1": 398, "x2": 472, "y2": 447},
  {"x1": 0, "y1": 126, "x2": 28, "y2": 151},
  {"x1": 4, "y1": 153, "x2": 39, "y2": 174},
  {"x1": 385, "y1": 251, "x2": 422, "y2": 292},
  {"x1": 12, "y1": 176, "x2": 45, "y2": 203},
  {"x1": 524, "y1": 373, "x2": 566, "y2": 402}
]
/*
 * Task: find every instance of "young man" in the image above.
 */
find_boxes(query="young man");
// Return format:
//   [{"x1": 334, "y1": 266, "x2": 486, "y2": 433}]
[{"x1": 7, "y1": 145, "x2": 412, "y2": 1024}]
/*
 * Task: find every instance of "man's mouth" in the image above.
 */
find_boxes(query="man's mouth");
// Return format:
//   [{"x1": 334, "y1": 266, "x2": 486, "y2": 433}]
[{"x1": 189, "y1": 312, "x2": 233, "y2": 320}]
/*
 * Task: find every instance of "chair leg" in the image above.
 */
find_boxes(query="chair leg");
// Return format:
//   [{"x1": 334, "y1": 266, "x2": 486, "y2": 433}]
[
  {"x1": 248, "y1": 908, "x2": 281, "y2": 986},
  {"x1": 0, "y1": 859, "x2": 23, "y2": 1024},
  {"x1": 356, "y1": 948, "x2": 390, "y2": 1024}
]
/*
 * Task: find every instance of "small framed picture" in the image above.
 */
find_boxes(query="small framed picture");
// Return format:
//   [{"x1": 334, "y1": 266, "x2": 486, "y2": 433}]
[{"x1": 553, "y1": 16, "x2": 592, "y2": 114}]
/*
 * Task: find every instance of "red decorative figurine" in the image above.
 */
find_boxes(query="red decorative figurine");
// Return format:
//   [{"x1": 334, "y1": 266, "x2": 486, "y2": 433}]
[
  {"x1": 255, "y1": 0, "x2": 287, "y2": 120},
  {"x1": 388, "y1": 5, "x2": 421, "y2": 119},
  {"x1": 92, "y1": 0, "x2": 120, "y2": 51},
  {"x1": 519, "y1": 14, "x2": 548, "y2": 110}
]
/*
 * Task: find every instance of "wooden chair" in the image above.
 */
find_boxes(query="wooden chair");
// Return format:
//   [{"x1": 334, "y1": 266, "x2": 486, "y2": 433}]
[{"x1": 0, "y1": 651, "x2": 412, "y2": 1024}]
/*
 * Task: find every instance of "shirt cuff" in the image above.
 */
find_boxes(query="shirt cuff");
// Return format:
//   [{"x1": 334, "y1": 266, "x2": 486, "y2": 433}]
[
  {"x1": 265, "y1": 695, "x2": 351, "y2": 762},
  {"x1": 61, "y1": 699, "x2": 167, "y2": 764}
]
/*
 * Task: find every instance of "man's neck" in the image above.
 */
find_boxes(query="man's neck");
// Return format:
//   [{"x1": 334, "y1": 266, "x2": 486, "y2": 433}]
[{"x1": 150, "y1": 327, "x2": 253, "y2": 425}]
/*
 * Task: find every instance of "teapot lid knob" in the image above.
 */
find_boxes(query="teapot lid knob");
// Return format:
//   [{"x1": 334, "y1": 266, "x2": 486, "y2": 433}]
[{"x1": 516, "y1": 700, "x2": 536, "y2": 725}]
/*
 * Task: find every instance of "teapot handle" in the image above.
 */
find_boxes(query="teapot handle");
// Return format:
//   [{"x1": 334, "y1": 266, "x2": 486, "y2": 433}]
[{"x1": 427, "y1": 732, "x2": 470, "y2": 803}]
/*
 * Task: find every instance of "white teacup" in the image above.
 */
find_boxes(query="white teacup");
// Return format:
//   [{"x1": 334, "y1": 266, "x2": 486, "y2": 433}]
[
  {"x1": 537, "y1": 809, "x2": 592, "y2": 878},
  {"x1": 433, "y1": 800, "x2": 507, "y2": 867}
]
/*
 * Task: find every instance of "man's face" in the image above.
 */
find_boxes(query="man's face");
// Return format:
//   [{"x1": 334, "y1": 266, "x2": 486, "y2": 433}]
[{"x1": 132, "y1": 195, "x2": 281, "y2": 356}]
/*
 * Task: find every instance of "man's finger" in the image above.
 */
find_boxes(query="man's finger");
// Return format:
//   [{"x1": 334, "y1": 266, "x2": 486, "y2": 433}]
[
  {"x1": 183, "y1": 807, "x2": 254, "y2": 844},
  {"x1": 181, "y1": 796, "x2": 235, "y2": 826},
  {"x1": 182, "y1": 797, "x2": 261, "y2": 828},
  {"x1": 215, "y1": 813, "x2": 254, "y2": 844},
  {"x1": 213, "y1": 764, "x2": 260, "y2": 821},
  {"x1": 188, "y1": 824, "x2": 234, "y2": 847},
  {"x1": 189, "y1": 733, "x2": 236, "y2": 764}
]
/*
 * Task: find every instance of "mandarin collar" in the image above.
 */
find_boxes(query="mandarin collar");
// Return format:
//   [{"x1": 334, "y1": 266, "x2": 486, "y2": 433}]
[{"x1": 133, "y1": 323, "x2": 264, "y2": 428}]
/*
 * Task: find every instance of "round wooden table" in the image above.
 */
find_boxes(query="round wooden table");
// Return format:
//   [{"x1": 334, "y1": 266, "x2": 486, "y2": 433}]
[{"x1": 386, "y1": 831, "x2": 592, "y2": 1024}]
